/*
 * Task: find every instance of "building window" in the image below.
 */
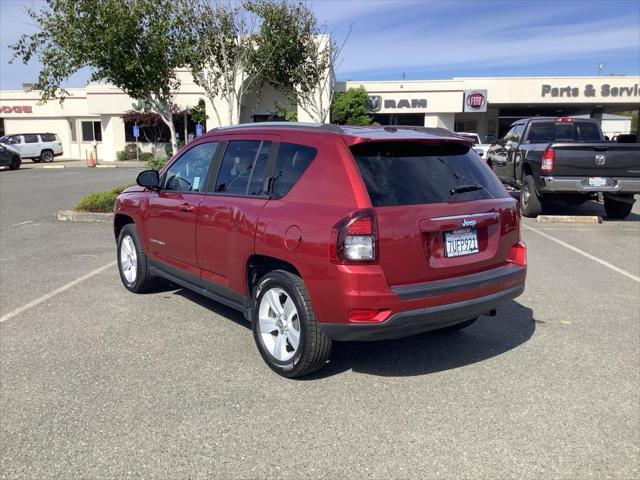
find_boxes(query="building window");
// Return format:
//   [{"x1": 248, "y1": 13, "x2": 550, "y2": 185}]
[
  {"x1": 68, "y1": 119, "x2": 77, "y2": 142},
  {"x1": 81, "y1": 121, "x2": 102, "y2": 142}
]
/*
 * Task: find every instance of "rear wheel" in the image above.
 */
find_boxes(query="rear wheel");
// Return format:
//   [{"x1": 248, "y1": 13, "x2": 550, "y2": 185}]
[
  {"x1": 520, "y1": 174, "x2": 542, "y2": 217},
  {"x1": 40, "y1": 150, "x2": 54, "y2": 163},
  {"x1": 252, "y1": 270, "x2": 332, "y2": 378},
  {"x1": 9, "y1": 156, "x2": 21, "y2": 170},
  {"x1": 604, "y1": 195, "x2": 634, "y2": 219},
  {"x1": 117, "y1": 224, "x2": 157, "y2": 293}
]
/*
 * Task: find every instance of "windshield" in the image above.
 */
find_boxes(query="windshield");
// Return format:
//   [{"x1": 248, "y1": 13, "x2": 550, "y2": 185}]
[{"x1": 351, "y1": 142, "x2": 508, "y2": 207}]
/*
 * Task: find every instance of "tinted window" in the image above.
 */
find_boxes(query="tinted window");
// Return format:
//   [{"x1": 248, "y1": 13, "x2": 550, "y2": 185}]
[
  {"x1": 164, "y1": 142, "x2": 217, "y2": 193},
  {"x1": 23, "y1": 134, "x2": 39, "y2": 143},
  {"x1": 40, "y1": 133, "x2": 56, "y2": 142},
  {"x1": 352, "y1": 142, "x2": 508, "y2": 207},
  {"x1": 1, "y1": 136, "x2": 20, "y2": 145},
  {"x1": 81, "y1": 121, "x2": 102, "y2": 142},
  {"x1": 272, "y1": 143, "x2": 316, "y2": 198},
  {"x1": 214, "y1": 141, "x2": 271, "y2": 195},
  {"x1": 526, "y1": 121, "x2": 603, "y2": 143}
]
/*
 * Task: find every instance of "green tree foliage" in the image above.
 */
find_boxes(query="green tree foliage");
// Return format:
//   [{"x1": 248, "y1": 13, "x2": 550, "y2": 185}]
[
  {"x1": 331, "y1": 87, "x2": 372, "y2": 126},
  {"x1": 190, "y1": 99, "x2": 208, "y2": 126},
  {"x1": 10, "y1": 0, "x2": 187, "y2": 155}
]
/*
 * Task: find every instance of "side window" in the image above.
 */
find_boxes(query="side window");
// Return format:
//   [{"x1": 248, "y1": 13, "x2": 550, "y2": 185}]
[
  {"x1": 41, "y1": 133, "x2": 56, "y2": 142},
  {"x1": 510, "y1": 124, "x2": 524, "y2": 143},
  {"x1": 214, "y1": 140, "x2": 271, "y2": 195},
  {"x1": 5, "y1": 136, "x2": 20, "y2": 145},
  {"x1": 271, "y1": 143, "x2": 316, "y2": 198},
  {"x1": 502, "y1": 127, "x2": 516, "y2": 143},
  {"x1": 23, "y1": 134, "x2": 39, "y2": 143},
  {"x1": 163, "y1": 142, "x2": 217, "y2": 193}
]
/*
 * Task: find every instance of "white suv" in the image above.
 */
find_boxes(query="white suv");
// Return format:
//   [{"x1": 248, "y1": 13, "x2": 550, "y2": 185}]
[{"x1": 0, "y1": 133, "x2": 63, "y2": 163}]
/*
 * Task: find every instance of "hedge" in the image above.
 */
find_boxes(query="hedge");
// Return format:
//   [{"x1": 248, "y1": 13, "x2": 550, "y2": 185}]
[{"x1": 73, "y1": 185, "x2": 133, "y2": 213}]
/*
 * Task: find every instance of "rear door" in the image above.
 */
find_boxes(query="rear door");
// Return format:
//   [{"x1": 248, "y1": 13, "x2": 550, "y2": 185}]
[
  {"x1": 22, "y1": 134, "x2": 40, "y2": 158},
  {"x1": 196, "y1": 135, "x2": 278, "y2": 295},
  {"x1": 145, "y1": 141, "x2": 218, "y2": 276},
  {"x1": 351, "y1": 141, "x2": 519, "y2": 286}
]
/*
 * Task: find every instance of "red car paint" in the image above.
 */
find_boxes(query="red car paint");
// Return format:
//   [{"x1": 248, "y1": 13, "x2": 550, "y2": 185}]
[{"x1": 115, "y1": 124, "x2": 526, "y2": 340}]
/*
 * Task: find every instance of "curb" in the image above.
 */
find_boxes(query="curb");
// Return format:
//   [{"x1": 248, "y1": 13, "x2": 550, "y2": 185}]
[
  {"x1": 56, "y1": 210, "x2": 114, "y2": 223},
  {"x1": 536, "y1": 215, "x2": 602, "y2": 224}
]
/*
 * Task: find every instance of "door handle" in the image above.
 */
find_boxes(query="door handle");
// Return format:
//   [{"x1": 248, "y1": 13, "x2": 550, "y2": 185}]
[{"x1": 180, "y1": 203, "x2": 195, "y2": 212}]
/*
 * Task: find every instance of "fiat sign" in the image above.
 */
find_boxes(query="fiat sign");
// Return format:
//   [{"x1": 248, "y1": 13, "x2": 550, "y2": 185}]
[{"x1": 463, "y1": 89, "x2": 488, "y2": 112}]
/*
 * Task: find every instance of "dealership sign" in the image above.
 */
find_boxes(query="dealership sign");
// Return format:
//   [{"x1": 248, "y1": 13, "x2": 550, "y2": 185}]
[
  {"x1": 541, "y1": 83, "x2": 640, "y2": 98},
  {"x1": 463, "y1": 90, "x2": 487, "y2": 112},
  {"x1": 366, "y1": 95, "x2": 427, "y2": 112},
  {"x1": 0, "y1": 105, "x2": 33, "y2": 113}
]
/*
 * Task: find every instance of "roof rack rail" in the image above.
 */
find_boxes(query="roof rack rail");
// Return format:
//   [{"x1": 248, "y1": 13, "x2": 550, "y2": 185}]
[{"x1": 212, "y1": 122, "x2": 344, "y2": 134}]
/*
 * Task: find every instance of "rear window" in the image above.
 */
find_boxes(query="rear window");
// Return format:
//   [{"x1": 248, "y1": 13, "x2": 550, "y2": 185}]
[
  {"x1": 40, "y1": 133, "x2": 56, "y2": 142},
  {"x1": 526, "y1": 121, "x2": 602, "y2": 143},
  {"x1": 351, "y1": 142, "x2": 508, "y2": 207}
]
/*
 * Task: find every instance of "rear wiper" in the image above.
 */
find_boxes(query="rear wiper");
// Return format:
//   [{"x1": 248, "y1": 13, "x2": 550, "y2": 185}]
[{"x1": 449, "y1": 185, "x2": 483, "y2": 195}]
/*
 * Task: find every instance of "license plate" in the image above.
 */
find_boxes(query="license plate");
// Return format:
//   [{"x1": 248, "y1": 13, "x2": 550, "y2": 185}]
[
  {"x1": 588, "y1": 177, "x2": 607, "y2": 187},
  {"x1": 444, "y1": 228, "x2": 479, "y2": 258}
]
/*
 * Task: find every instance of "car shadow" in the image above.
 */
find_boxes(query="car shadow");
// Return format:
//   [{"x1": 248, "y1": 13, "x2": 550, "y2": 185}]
[
  {"x1": 306, "y1": 300, "x2": 535, "y2": 379},
  {"x1": 163, "y1": 281, "x2": 535, "y2": 379},
  {"x1": 511, "y1": 192, "x2": 640, "y2": 222}
]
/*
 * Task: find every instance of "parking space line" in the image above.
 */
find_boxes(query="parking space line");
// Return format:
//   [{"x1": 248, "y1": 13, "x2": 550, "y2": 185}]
[
  {"x1": 0, "y1": 261, "x2": 116, "y2": 324},
  {"x1": 523, "y1": 224, "x2": 640, "y2": 283}
]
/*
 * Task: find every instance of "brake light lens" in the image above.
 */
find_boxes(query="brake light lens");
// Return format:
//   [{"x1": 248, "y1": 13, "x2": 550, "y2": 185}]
[
  {"x1": 541, "y1": 148, "x2": 554, "y2": 173},
  {"x1": 507, "y1": 241, "x2": 527, "y2": 267},
  {"x1": 555, "y1": 117, "x2": 573, "y2": 122},
  {"x1": 330, "y1": 209, "x2": 377, "y2": 263}
]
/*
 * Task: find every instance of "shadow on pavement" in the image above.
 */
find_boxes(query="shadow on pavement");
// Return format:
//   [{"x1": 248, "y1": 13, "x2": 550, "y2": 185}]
[{"x1": 308, "y1": 300, "x2": 535, "y2": 379}]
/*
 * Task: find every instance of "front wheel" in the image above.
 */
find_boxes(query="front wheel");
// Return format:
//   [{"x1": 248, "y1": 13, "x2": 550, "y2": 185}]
[
  {"x1": 9, "y1": 156, "x2": 21, "y2": 170},
  {"x1": 117, "y1": 224, "x2": 157, "y2": 293},
  {"x1": 520, "y1": 174, "x2": 542, "y2": 217},
  {"x1": 252, "y1": 270, "x2": 332, "y2": 378},
  {"x1": 604, "y1": 195, "x2": 634, "y2": 219}
]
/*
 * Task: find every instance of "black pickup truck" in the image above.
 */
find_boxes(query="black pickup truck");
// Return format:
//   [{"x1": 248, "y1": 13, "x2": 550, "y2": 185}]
[{"x1": 487, "y1": 117, "x2": 640, "y2": 218}]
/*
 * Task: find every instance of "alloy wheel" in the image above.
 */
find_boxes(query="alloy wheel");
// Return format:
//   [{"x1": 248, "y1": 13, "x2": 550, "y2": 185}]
[
  {"x1": 258, "y1": 287, "x2": 301, "y2": 362},
  {"x1": 119, "y1": 235, "x2": 138, "y2": 284}
]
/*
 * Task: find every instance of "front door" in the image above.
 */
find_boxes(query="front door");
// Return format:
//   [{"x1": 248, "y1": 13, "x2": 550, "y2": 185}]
[
  {"x1": 145, "y1": 141, "x2": 218, "y2": 277},
  {"x1": 196, "y1": 136, "x2": 277, "y2": 295}
]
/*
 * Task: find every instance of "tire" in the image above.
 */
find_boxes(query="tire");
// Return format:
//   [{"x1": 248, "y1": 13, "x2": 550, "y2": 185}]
[
  {"x1": 435, "y1": 317, "x2": 478, "y2": 333},
  {"x1": 604, "y1": 196, "x2": 634, "y2": 219},
  {"x1": 40, "y1": 150, "x2": 54, "y2": 163},
  {"x1": 117, "y1": 224, "x2": 157, "y2": 293},
  {"x1": 520, "y1": 174, "x2": 542, "y2": 217},
  {"x1": 252, "y1": 270, "x2": 332, "y2": 378},
  {"x1": 9, "y1": 156, "x2": 21, "y2": 170}
]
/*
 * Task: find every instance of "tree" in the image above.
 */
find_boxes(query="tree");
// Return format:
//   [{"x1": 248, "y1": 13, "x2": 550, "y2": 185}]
[
  {"x1": 180, "y1": 0, "x2": 270, "y2": 126},
  {"x1": 190, "y1": 99, "x2": 208, "y2": 126},
  {"x1": 331, "y1": 87, "x2": 372, "y2": 126},
  {"x1": 10, "y1": 0, "x2": 186, "y2": 156},
  {"x1": 249, "y1": 0, "x2": 348, "y2": 123}
]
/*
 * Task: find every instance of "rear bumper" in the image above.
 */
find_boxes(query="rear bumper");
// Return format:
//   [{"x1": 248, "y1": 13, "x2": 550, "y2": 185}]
[
  {"x1": 539, "y1": 176, "x2": 640, "y2": 194},
  {"x1": 319, "y1": 284, "x2": 525, "y2": 341}
]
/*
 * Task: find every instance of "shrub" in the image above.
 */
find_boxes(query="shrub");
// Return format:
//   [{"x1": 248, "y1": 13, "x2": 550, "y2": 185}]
[
  {"x1": 74, "y1": 185, "x2": 132, "y2": 213},
  {"x1": 139, "y1": 152, "x2": 154, "y2": 163},
  {"x1": 115, "y1": 150, "x2": 126, "y2": 161},
  {"x1": 123, "y1": 143, "x2": 141, "y2": 160},
  {"x1": 147, "y1": 156, "x2": 167, "y2": 171}
]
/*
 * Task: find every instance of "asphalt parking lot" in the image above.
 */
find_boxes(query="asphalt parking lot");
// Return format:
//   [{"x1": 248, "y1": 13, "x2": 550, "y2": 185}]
[{"x1": 1, "y1": 167, "x2": 639, "y2": 479}]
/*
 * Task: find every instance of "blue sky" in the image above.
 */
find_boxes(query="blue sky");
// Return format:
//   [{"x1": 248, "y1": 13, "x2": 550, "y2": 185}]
[{"x1": 1, "y1": 0, "x2": 639, "y2": 90}]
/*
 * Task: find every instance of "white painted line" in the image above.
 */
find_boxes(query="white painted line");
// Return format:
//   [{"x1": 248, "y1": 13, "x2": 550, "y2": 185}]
[
  {"x1": 9, "y1": 220, "x2": 33, "y2": 228},
  {"x1": 0, "y1": 261, "x2": 116, "y2": 324},
  {"x1": 523, "y1": 225, "x2": 640, "y2": 283}
]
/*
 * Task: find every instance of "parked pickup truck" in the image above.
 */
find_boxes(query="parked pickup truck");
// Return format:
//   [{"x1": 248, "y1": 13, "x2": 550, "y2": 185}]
[{"x1": 487, "y1": 117, "x2": 640, "y2": 218}]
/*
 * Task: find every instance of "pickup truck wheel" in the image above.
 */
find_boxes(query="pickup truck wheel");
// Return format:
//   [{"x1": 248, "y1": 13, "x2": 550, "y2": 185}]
[
  {"x1": 604, "y1": 196, "x2": 634, "y2": 219},
  {"x1": 117, "y1": 224, "x2": 157, "y2": 293},
  {"x1": 40, "y1": 150, "x2": 54, "y2": 163},
  {"x1": 9, "y1": 156, "x2": 21, "y2": 170},
  {"x1": 520, "y1": 175, "x2": 542, "y2": 217},
  {"x1": 252, "y1": 270, "x2": 332, "y2": 378}
]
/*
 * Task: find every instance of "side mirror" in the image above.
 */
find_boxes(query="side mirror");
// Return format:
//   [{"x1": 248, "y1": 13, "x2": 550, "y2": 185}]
[{"x1": 137, "y1": 169, "x2": 160, "y2": 190}]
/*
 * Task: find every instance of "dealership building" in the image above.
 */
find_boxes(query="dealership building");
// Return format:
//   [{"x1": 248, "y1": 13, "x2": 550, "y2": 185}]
[{"x1": 0, "y1": 73, "x2": 638, "y2": 162}]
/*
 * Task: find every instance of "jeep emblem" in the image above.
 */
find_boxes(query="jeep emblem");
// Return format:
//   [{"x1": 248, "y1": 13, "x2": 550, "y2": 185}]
[
  {"x1": 461, "y1": 219, "x2": 477, "y2": 228},
  {"x1": 595, "y1": 154, "x2": 606, "y2": 166}
]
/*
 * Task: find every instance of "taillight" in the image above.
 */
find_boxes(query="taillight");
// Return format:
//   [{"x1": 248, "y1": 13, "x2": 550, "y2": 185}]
[
  {"x1": 330, "y1": 209, "x2": 377, "y2": 263},
  {"x1": 506, "y1": 241, "x2": 527, "y2": 267},
  {"x1": 541, "y1": 148, "x2": 554, "y2": 173},
  {"x1": 555, "y1": 117, "x2": 573, "y2": 123}
]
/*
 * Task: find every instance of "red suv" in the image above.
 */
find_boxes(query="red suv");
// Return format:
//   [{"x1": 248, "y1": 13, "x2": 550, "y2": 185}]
[{"x1": 114, "y1": 123, "x2": 526, "y2": 377}]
